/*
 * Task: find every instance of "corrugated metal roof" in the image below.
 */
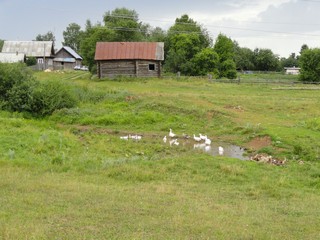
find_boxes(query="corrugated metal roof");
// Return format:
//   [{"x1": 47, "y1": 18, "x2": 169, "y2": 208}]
[
  {"x1": 2, "y1": 41, "x2": 54, "y2": 57},
  {"x1": 58, "y1": 46, "x2": 83, "y2": 60},
  {"x1": 0, "y1": 52, "x2": 25, "y2": 63},
  {"x1": 94, "y1": 42, "x2": 164, "y2": 61}
]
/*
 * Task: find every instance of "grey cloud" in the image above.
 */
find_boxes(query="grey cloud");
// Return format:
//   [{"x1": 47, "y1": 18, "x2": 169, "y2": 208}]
[{"x1": 257, "y1": 1, "x2": 320, "y2": 33}]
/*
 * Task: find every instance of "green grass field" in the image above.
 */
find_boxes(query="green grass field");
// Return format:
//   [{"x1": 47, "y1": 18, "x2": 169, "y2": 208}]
[{"x1": 1, "y1": 71, "x2": 319, "y2": 239}]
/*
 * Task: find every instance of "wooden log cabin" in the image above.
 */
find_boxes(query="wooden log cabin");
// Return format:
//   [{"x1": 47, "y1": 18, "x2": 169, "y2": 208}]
[
  {"x1": 94, "y1": 42, "x2": 164, "y2": 78},
  {"x1": 53, "y1": 46, "x2": 83, "y2": 70}
]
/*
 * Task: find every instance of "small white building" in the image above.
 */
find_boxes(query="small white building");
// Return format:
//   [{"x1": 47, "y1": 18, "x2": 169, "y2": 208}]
[
  {"x1": 284, "y1": 67, "x2": 301, "y2": 75},
  {"x1": 0, "y1": 52, "x2": 25, "y2": 63}
]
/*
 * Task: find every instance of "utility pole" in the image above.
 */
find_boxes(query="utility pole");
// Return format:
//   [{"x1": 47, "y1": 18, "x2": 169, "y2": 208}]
[{"x1": 43, "y1": 43, "x2": 46, "y2": 70}]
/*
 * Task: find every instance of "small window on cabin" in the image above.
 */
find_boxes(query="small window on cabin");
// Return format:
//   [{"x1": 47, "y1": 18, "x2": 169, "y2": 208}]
[
  {"x1": 149, "y1": 64, "x2": 155, "y2": 71},
  {"x1": 38, "y1": 58, "x2": 44, "y2": 64}
]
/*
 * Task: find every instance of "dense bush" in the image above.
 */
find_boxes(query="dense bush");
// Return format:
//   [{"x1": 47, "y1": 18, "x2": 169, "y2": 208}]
[
  {"x1": 6, "y1": 80, "x2": 37, "y2": 112},
  {"x1": 31, "y1": 80, "x2": 77, "y2": 116},
  {"x1": 26, "y1": 57, "x2": 37, "y2": 66},
  {"x1": 299, "y1": 48, "x2": 320, "y2": 82},
  {"x1": 0, "y1": 63, "x2": 77, "y2": 116},
  {"x1": 0, "y1": 63, "x2": 33, "y2": 101},
  {"x1": 220, "y1": 59, "x2": 237, "y2": 79}
]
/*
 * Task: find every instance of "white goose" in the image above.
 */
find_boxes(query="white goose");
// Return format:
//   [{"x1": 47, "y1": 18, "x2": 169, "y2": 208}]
[
  {"x1": 169, "y1": 128, "x2": 176, "y2": 138},
  {"x1": 131, "y1": 135, "x2": 142, "y2": 140},
  {"x1": 204, "y1": 137, "x2": 211, "y2": 145},
  {"x1": 120, "y1": 135, "x2": 129, "y2": 140},
  {"x1": 205, "y1": 145, "x2": 211, "y2": 152},
  {"x1": 163, "y1": 136, "x2": 167, "y2": 143},
  {"x1": 218, "y1": 146, "x2": 224, "y2": 155},
  {"x1": 193, "y1": 134, "x2": 202, "y2": 142},
  {"x1": 199, "y1": 133, "x2": 207, "y2": 140},
  {"x1": 169, "y1": 139, "x2": 179, "y2": 146}
]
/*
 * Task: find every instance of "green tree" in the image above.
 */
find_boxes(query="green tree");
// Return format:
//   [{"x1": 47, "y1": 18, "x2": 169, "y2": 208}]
[
  {"x1": 0, "y1": 63, "x2": 77, "y2": 115},
  {"x1": 103, "y1": 8, "x2": 143, "y2": 41},
  {"x1": 253, "y1": 48, "x2": 279, "y2": 71},
  {"x1": 0, "y1": 63, "x2": 34, "y2": 104},
  {"x1": 138, "y1": 24, "x2": 167, "y2": 42},
  {"x1": 79, "y1": 26, "x2": 116, "y2": 71},
  {"x1": 299, "y1": 48, "x2": 320, "y2": 82},
  {"x1": 221, "y1": 59, "x2": 237, "y2": 79},
  {"x1": 214, "y1": 34, "x2": 235, "y2": 62},
  {"x1": 164, "y1": 33, "x2": 202, "y2": 74},
  {"x1": 191, "y1": 48, "x2": 219, "y2": 76},
  {"x1": 35, "y1": 31, "x2": 56, "y2": 49},
  {"x1": 26, "y1": 57, "x2": 37, "y2": 66},
  {"x1": 213, "y1": 34, "x2": 237, "y2": 78},
  {"x1": 234, "y1": 43, "x2": 255, "y2": 71},
  {"x1": 35, "y1": 31, "x2": 56, "y2": 42},
  {"x1": 167, "y1": 14, "x2": 211, "y2": 49},
  {"x1": 147, "y1": 27, "x2": 167, "y2": 42},
  {"x1": 280, "y1": 53, "x2": 299, "y2": 70},
  {"x1": 63, "y1": 23, "x2": 84, "y2": 52},
  {"x1": 85, "y1": 19, "x2": 93, "y2": 32},
  {"x1": 300, "y1": 44, "x2": 309, "y2": 55},
  {"x1": 31, "y1": 80, "x2": 77, "y2": 116},
  {"x1": 164, "y1": 14, "x2": 211, "y2": 75}
]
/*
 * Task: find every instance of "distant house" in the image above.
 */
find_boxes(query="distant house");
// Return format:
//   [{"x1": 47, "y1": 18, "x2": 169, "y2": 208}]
[
  {"x1": 94, "y1": 42, "x2": 164, "y2": 78},
  {"x1": 1, "y1": 41, "x2": 54, "y2": 70},
  {"x1": 284, "y1": 67, "x2": 301, "y2": 75},
  {"x1": 53, "y1": 46, "x2": 83, "y2": 70},
  {"x1": 0, "y1": 52, "x2": 25, "y2": 63}
]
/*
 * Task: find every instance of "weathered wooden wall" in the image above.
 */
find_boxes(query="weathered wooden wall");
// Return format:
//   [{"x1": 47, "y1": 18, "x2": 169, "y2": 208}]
[
  {"x1": 55, "y1": 50, "x2": 70, "y2": 59},
  {"x1": 53, "y1": 62, "x2": 76, "y2": 71},
  {"x1": 136, "y1": 60, "x2": 161, "y2": 78},
  {"x1": 97, "y1": 60, "x2": 161, "y2": 78},
  {"x1": 53, "y1": 48, "x2": 82, "y2": 70}
]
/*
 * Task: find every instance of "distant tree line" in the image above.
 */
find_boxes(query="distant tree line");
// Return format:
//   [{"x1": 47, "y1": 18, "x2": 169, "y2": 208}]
[
  {"x1": 12, "y1": 7, "x2": 320, "y2": 82},
  {"x1": 61, "y1": 8, "x2": 315, "y2": 78}
]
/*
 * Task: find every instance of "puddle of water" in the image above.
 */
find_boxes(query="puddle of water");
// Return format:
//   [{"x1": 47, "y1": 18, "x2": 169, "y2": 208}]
[
  {"x1": 118, "y1": 134, "x2": 249, "y2": 160},
  {"x1": 165, "y1": 138, "x2": 249, "y2": 160},
  {"x1": 192, "y1": 142, "x2": 248, "y2": 160}
]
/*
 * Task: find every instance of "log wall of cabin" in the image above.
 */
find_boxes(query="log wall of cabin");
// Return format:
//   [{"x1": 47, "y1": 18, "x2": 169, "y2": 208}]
[{"x1": 98, "y1": 60, "x2": 161, "y2": 78}]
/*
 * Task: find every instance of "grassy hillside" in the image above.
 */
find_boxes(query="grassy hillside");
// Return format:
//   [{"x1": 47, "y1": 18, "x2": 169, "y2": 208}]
[{"x1": 1, "y1": 71, "x2": 319, "y2": 239}]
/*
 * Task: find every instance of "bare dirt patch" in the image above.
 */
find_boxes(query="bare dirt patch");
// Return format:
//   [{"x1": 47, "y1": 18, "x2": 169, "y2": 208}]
[
  {"x1": 246, "y1": 136, "x2": 272, "y2": 151},
  {"x1": 224, "y1": 105, "x2": 245, "y2": 112}
]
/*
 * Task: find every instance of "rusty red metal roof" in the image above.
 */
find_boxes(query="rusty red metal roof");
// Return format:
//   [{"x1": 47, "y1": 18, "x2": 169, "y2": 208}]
[{"x1": 94, "y1": 42, "x2": 164, "y2": 61}]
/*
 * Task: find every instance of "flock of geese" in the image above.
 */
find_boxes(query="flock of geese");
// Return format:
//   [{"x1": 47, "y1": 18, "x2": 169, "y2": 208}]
[
  {"x1": 120, "y1": 134, "x2": 142, "y2": 140},
  {"x1": 165, "y1": 129, "x2": 224, "y2": 155},
  {"x1": 120, "y1": 128, "x2": 224, "y2": 155}
]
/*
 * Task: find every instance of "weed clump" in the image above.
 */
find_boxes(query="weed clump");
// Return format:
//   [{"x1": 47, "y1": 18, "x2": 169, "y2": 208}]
[{"x1": 0, "y1": 63, "x2": 77, "y2": 116}]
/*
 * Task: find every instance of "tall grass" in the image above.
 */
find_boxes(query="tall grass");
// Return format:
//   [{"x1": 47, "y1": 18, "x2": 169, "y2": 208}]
[{"x1": 1, "y1": 71, "x2": 320, "y2": 239}]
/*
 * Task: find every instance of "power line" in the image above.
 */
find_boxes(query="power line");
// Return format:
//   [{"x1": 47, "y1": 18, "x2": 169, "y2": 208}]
[
  {"x1": 105, "y1": 13, "x2": 320, "y2": 28},
  {"x1": 104, "y1": 15, "x2": 320, "y2": 38},
  {"x1": 107, "y1": 26, "x2": 204, "y2": 35},
  {"x1": 105, "y1": 17, "x2": 320, "y2": 37}
]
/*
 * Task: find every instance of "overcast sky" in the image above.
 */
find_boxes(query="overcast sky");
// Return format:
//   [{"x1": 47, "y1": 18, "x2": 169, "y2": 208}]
[{"x1": 1, "y1": 0, "x2": 320, "y2": 57}]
